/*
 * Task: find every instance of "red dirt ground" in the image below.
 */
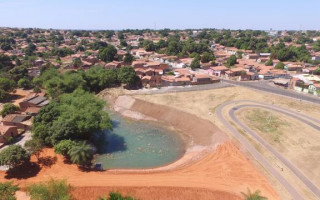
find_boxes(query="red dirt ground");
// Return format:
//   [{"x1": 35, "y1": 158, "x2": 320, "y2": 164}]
[{"x1": 0, "y1": 142, "x2": 279, "y2": 200}]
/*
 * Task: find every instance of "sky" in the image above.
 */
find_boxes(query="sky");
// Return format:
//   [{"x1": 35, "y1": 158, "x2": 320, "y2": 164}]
[{"x1": 0, "y1": 0, "x2": 319, "y2": 30}]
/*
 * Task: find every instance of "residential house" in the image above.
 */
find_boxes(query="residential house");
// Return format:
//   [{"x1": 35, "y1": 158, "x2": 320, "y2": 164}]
[
  {"x1": 141, "y1": 75, "x2": 161, "y2": 87},
  {"x1": 19, "y1": 94, "x2": 49, "y2": 112},
  {"x1": 82, "y1": 55, "x2": 98, "y2": 65},
  {"x1": 225, "y1": 47, "x2": 238, "y2": 55},
  {"x1": 192, "y1": 74, "x2": 212, "y2": 84},
  {"x1": 258, "y1": 70, "x2": 274, "y2": 80},
  {"x1": 284, "y1": 64, "x2": 303, "y2": 72},
  {"x1": 308, "y1": 83, "x2": 320, "y2": 96},
  {"x1": 175, "y1": 76, "x2": 191, "y2": 86},
  {"x1": 105, "y1": 61, "x2": 121, "y2": 69},
  {"x1": 0, "y1": 125, "x2": 18, "y2": 144},
  {"x1": 225, "y1": 67, "x2": 245, "y2": 78},
  {"x1": 270, "y1": 70, "x2": 291, "y2": 79},
  {"x1": 208, "y1": 66, "x2": 229, "y2": 77},
  {"x1": 243, "y1": 53, "x2": 259, "y2": 60},
  {"x1": 132, "y1": 60, "x2": 147, "y2": 68},
  {"x1": 2, "y1": 114, "x2": 31, "y2": 130}
]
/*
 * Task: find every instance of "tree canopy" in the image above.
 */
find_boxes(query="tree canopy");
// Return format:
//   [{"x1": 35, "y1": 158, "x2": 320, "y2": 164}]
[
  {"x1": 0, "y1": 145, "x2": 30, "y2": 169},
  {"x1": 32, "y1": 89, "x2": 112, "y2": 146},
  {"x1": 118, "y1": 66, "x2": 140, "y2": 87},
  {"x1": 98, "y1": 45, "x2": 117, "y2": 62},
  {"x1": 226, "y1": 55, "x2": 237, "y2": 67}
]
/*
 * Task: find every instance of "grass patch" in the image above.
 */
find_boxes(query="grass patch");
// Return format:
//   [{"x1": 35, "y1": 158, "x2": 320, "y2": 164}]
[{"x1": 245, "y1": 109, "x2": 286, "y2": 143}]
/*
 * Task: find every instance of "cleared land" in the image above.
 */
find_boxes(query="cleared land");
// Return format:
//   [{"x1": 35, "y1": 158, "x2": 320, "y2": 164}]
[
  {"x1": 133, "y1": 86, "x2": 320, "y2": 199},
  {"x1": 242, "y1": 108, "x2": 288, "y2": 143},
  {"x1": 237, "y1": 107, "x2": 320, "y2": 189}
]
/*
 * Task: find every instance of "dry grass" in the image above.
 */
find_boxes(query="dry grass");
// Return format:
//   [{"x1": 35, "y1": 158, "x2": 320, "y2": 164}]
[{"x1": 243, "y1": 109, "x2": 287, "y2": 143}]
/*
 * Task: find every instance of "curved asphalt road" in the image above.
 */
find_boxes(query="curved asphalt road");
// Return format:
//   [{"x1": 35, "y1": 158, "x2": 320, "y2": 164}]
[
  {"x1": 217, "y1": 100, "x2": 320, "y2": 200},
  {"x1": 222, "y1": 80, "x2": 320, "y2": 105}
]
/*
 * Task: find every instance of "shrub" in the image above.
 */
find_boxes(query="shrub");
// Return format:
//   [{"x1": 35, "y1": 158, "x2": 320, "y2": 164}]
[
  {"x1": 26, "y1": 179, "x2": 72, "y2": 200},
  {"x1": 0, "y1": 181, "x2": 19, "y2": 200},
  {"x1": 99, "y1": 192, "x2": 136, "y2": 200},
  {"x1": 0, "y1": 103, "x2": 19, "y2": 117},
  {"x1": 54, "y1": 140, "x2": 77, "y2": 156}
]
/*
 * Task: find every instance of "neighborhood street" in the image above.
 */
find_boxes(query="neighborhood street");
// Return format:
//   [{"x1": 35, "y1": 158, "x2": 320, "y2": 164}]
[
  {"x1": 223, "y1": 80, "x2": 320, "y2": 105},
  {"x1": 216, "y1": 100, "x2": 320, "y2": 200},
  {"x1": 128, "y1": 82, "x2": 233, "y2": 95}
]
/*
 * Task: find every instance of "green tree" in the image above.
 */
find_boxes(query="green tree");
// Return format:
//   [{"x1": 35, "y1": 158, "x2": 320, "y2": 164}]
[
  {"x1": 0, "y1": 77, "x2": 16, "y2": 93},
  {"x1": 275, "y1": 62, "x2": 285, "y2": 70},
  {"x1": 0, "y1": 145, "x2": 30, "y2": 169},
  {"x1": 201, "y1": 52, "x2": 214, "y2": 63},
  {"x1": 313, "y1": 67, "x2": 320, "y2": 75},
  {"x1": 24, "y1": 139, "x2": 44, "y2": 160},
  {"x1": 33, "y1": 89, "x2": 112, "y2": 146},
  {"x1": 118, "y1": 66, "x2": 139, "y2": 87},
  {"x1": 54, "y1": 140, "x2": 77, "y2": 157},
  {"x1": 0, "y1": 103, "x2": 19, "y2": 117},
  {"x1": 0, "y1": 181, "x2": 19, "y2": 200},
  {"x1": 120, "y1": 39, "x2": 127, "y2": 47},
  {"x1": 26, "y1": 179, "x2": 72, "y2": 200},
  {"x1": 190, "y1": 56, "x2": 201, "y2": 70},
  {"x1": 99, "y1": 45, "x2": 117, "y2": 62},
  {"x1": 241, "y1": 189, "x2": 267, "y2": 200},
  {"x1": 142, "y1": 40, "x2": 155, "y2": 51},
  {"x1": 123, "y1": 53, "x2": 134, "y2": 64},
  {"x1": 18, "y1": 78, "x2": 32, "y2": 89},
  {"x1": 68, "y1": 141, "x2": 93, "y2": 167},
  {"x1": 9, "y1": 66, "x2": 28, "y2": 82},
  {"x1": 226, "y1": 55, "x2": 237, "y2": 67},
  {"x1": 265, "y1": 59, "x2": 273, "y2": 66}
]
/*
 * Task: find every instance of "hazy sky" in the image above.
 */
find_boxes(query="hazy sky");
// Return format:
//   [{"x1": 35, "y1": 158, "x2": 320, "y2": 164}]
[{"x1": 0, "y1": 0, "x2": 319, "y2": 30}]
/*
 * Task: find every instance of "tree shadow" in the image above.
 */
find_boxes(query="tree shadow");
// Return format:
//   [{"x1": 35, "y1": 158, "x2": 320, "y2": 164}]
[
  {"x1": 104, "y1": 133, "x2": 127, "y2": 154},
  {"x1": 111, "y1": 120, "x2": 120, "y2": 129},
  {"x1": 77, "y1": 165, "x2": 106, "y2": 173},
  {"x1": 38, "y1": 156, "x2": 57, "y2": 167},
  {"x1": 5, "y1": 162, "x2": 40, "y2": 180},
  {"x1": 4, "y1": 93, "x2": 25, "y2": 104},
  {"x1": 92, "y1": 122, "x2": 127, "y2": 154}
]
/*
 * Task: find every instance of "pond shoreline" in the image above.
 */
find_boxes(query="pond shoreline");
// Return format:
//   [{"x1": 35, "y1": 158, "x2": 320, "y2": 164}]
[{"x1": 102, "y1": 94, "x2": 229, "y2": 172}]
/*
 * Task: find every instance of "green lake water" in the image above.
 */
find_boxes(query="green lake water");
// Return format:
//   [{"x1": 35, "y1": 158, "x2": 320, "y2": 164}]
[{"x1": 93, "y1": 112, "x2": 185, "y2": 169}]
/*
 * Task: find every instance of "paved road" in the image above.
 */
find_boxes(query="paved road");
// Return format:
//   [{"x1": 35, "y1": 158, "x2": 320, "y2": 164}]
[
  {"x1": 128, "y1": 82, "x2": 233, "y2": 95},
  {"x1": 217, "y1": 100, "x2": 320, "y2": 200},
  {"x1": 223, "y1": 80, "x2": 320, "y2": 105}
]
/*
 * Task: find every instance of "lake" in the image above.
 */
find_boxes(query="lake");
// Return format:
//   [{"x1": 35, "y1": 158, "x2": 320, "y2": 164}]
[{"x1": 93, "y1": 111, "x2": 185, "y2": 169}]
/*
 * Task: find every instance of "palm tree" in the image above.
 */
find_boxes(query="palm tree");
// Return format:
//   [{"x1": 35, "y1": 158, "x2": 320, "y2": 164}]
[
  {"x1": 68, "y1": 141, "x2": 93, "y2": 167},
  {"x1": 241, "y1": 189, "x2": 267, "y2": 200}
]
